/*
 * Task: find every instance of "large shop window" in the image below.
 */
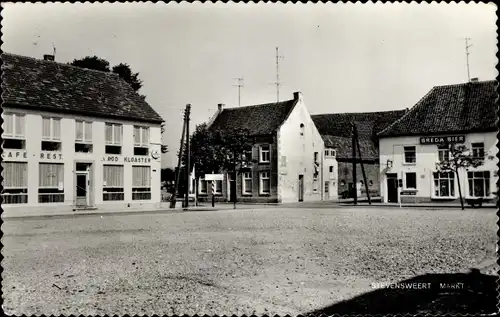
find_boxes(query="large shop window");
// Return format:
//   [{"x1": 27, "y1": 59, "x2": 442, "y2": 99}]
[
  {"x1": 38, "y1": 163, "x2": 64, "y2": 203},
  {"x1": 433, "y1": 172, "x2": 455, "y2": 198},
  {"x1": 259, "y1": 144, "x2": 271, "y2": 163},
  {"x1": 1, "y1": 162, "x2": 28, "y2": 204},
  {"x1": 105, "y1": 123, "x2": 123, "y2": 155},
  {"x1": 133, "y1": 126, "x2": 150, "y2": 156},
  {"x1": 75, "y1": 120, "x2": 93, "y2": 153},
  {"x1": 198, "y1": 176, "x2": 207, "y2": 194},
  {"x1": 132, "y1": 166, "x2": 151, "y2": 200},
  {"x1": 41, "y1": 117, "x2": 62, "y2": 151},
  {"x1": 404, "y1": 146, "x2": 416, "y2": 164},
  {"x1": 259, "y1": 171, "x2": 271, "y2": 194},
  {"x1": 242, "y1": 172, "x2": 252, "y2": 194},
  {"x1": 468, "y1": 171, "x2": 490, "y2": 198},
  {"x1": 3, "y1": 113, "x2": 26, "y2": 149},
  {"x1": 103, "y1": 165, "x2": 124, "y2": 201}
]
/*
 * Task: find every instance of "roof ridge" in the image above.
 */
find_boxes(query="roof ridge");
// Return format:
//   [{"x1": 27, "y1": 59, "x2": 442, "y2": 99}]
[
  {"x1": 2, "y1": 52, "x2": 121, "y2": 77},
  {"x1": 311, "y1": 109, "x2": 407, "y2": 117},
  {"x1": 223, "y1": 98, "x2": 295, "y2": 111},
  {"x1": 432, "y1": 80, "x2": 498, "y2": 89},
  {"x1": 377, "y1": 86, "x2": 436, "y2": 137}
]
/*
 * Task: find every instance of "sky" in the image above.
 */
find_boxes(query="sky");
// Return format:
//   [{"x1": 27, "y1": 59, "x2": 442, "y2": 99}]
[{"x1": 2, "y1": 2, "x2": 498, "y2": 168}]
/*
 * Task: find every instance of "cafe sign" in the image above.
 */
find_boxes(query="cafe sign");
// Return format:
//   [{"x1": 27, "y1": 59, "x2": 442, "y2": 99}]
[
  {"x1": 420, "y1": 135, "x2": 465, "y2": 145},
  {"x1": 101, "y1": 156, "x2": 152, "y2": 164},
  {"x1": 1, "y1": 150, "x2": 28, "y2": 161}
]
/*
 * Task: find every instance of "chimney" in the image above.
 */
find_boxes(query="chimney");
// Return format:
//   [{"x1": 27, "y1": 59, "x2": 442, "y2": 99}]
[
  {"x1": 293, "y1": 91, "x2": 301, "y2": 100},
  {"x1": 471, "y1": 77, "x2": 479, "y2": 82},
  {"x1": 218, "y1": 103, "x2": 224, "y2": 112},
  {"x1": 43, "y1": 54, "x2": 55, "y2": 61}
]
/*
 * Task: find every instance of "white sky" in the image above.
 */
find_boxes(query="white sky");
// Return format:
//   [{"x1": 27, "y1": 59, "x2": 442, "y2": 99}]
[{"x1": 2, "y1": 2, "x2": 498, "y2": 168}]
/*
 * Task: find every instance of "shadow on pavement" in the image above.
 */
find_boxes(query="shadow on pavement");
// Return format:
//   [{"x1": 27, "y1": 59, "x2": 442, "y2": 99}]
[{"x1": 304, "y1": 268, "x2": 498, "y2": 315}]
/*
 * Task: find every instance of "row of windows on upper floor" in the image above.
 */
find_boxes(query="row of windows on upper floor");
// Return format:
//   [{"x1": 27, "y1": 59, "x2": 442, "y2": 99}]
[
  {"x1": 402, "y1": 143, "x2": 487, "y2": 164},
  {"x1": 2, "y1": 113, "x2": 151, "y2": 156}
]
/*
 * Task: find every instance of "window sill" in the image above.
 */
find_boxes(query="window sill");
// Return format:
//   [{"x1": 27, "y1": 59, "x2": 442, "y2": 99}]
[
  {"x1": 403, "y1": 188, "x2": 418, "y2": 192},
  {"x1": 242, "y1": 193, "x2": 253, "y2": 196},
  {"x1": 402, "y1": 162, "x2": 417, "y2": 166},
  {"x1": 431, "y1": 196, "x2": 457, "y2": 200},
  {"x1": 259, "y1": 193, "x2": 271, "y2": 196}
]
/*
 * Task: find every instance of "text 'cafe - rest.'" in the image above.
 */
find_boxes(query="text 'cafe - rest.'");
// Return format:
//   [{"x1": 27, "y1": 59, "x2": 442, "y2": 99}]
[{"x1": 1, "y1": 52, "x2": 165, "y2": 215}]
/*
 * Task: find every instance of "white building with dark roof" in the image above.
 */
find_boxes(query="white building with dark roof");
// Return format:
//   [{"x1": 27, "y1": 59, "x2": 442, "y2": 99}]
[
  {"x1": 377, "y1": 80, "x2": 498, "y2": 205},
  {"x1": 1, "y1": 53, "x2": 165, "y2": 215}
]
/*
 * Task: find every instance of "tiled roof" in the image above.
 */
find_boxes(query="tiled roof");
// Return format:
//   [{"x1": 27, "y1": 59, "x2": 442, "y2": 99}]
[
  {"x1": 323, "y1": 135, "x2": 378, "y2": 160},
  {"x1": 1, "y1": 53, "x2": 164, "y2": 123},
  {"x1": 209, "y1": 99, "x2": 297, "y2": 136},
  {"x1": 312, "y1": 110, "x2": 407, "y2": 159},
  {"x1": 378, "y1": 80, "x2": 498, "y2": 137}
]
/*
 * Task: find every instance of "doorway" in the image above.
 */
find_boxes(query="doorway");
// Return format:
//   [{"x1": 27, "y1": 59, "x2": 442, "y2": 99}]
[
  {"x1": 325, "y1": 181, "x2": 330, "y2": 200},
  {"x1": 228, "y1": 172, "x2": 236, "y2": 203},
  {"x1": 386, "y1": 173, "x2": 398, "y2": 203},
  {"x1": 298, "y1": 175, "x2": 304, "y2": 202},
  {"x1": 75, "y1": 162, "x2": 92, "y2": 207}
]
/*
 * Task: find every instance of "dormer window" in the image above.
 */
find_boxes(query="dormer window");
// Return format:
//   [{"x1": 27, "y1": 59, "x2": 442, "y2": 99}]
[{"x1": 325, "y1": 149, "x2": 336, "y2": 158}]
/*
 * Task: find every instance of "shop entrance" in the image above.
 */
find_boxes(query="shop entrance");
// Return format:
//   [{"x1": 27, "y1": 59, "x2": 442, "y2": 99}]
[{"x1": 75, "y1": 163, "x2": 93, "y2": 207}]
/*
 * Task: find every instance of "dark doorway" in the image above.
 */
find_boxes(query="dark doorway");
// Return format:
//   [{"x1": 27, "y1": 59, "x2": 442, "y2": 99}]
[
  {"x1": 386, "y1": 173, "x2": 398, "y2": 203},
  {"x1": 298, "y1": 175, "x2": 304, "y2": 202}
]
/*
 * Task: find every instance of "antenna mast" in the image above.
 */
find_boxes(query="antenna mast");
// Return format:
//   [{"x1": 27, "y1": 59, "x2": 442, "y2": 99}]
[
  {"x1": 275, "y1": 47, "x2": 284, "y2": 102},
  {"x1": 233, "y1": 77, "x2": 244, "y2": 107},
  {"x1": 465, "y1": 38, "x2": 472, "y2": 82}
]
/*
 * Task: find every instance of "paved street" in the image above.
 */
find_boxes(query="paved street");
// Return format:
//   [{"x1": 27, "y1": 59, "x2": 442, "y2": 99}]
[{"x1": 2, "y1": 207, "x2": 497, "y2": 315}]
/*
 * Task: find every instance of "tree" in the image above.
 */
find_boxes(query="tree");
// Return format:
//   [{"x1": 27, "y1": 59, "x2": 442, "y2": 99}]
[
  {"x1": 181, "y1": 125, "x2": 256, "y2": 208},
  {"x1": 436, "y1": 143, "x2": 495, "y2": 210},
  {"x1": 70, "y1": 56, "x2": 143, "y2": 93}
]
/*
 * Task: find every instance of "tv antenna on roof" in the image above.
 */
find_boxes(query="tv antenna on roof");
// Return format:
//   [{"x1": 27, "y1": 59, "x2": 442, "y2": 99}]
[
  {"x1": 233, "y1": 77, "x2": 244, "y2": 107},
  {"x1": 465, "y1": 38, "x2": 472, "y2": 82}
]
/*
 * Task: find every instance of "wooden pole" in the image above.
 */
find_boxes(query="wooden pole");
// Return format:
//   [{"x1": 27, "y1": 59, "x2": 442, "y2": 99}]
[
  {"x1": 183, "y1": 104, "x2": 191, "y2": 209},
  {"x1": 169, "y1": 106, "x2": 188, "y2": 209},
  {"x1": 354, "y1": 126, "x2": 371, "y2": 205},
  {"x1": 352, "y1": 123, "x2": 357, "y2": 205}
]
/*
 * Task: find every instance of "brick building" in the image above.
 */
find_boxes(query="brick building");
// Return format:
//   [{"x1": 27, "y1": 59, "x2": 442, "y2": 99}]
[
  {"x1": 198, "y1": 92, "x2": 324, "y2": 203},
  {"x1": 311, "y1": 110, "x2": 407, "y2": 199},
  {"x1": 1, "y1": 53, "x2": 164, "y2": 216},
  {"x1": 378, "y1": 80, "x2": 498, "y2": 204}
]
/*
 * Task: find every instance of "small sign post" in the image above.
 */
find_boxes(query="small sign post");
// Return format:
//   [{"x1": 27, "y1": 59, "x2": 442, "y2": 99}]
[{"x1": 205, "y1": 174, "x2": 224, "y2": 208}]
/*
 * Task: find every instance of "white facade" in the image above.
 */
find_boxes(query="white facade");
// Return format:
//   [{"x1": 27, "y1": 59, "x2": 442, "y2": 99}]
[
  {"x1": 379, "y1": 132, "x2": 498, "y2": 203},
  {"x1": 1, "y1": 106, "x2": 163, "y2": 216},
  {"x1": 277, "y1": 92, "x2": 325, "y2": 203}
]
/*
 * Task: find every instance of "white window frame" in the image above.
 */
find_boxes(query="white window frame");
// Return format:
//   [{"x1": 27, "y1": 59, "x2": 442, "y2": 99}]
[
  {"x1": 1, "y1": 162, "x2": 28, "y2": 204},
  {"x1": 259, "y1": 144, "x2": 271, "y2": 163},
  {"x1": 105, "y1": 123, "x2": 123, "y2": 146},
  {"x1": 132, "y1": 166, "x2": 151, "y2": 201},
  {"x1": 437, "y1": 145, "x2": 450, "y2": 162},
  {"x1": 259, "y1": 171, "x2": 271, "y2": 194},
  {"x1": 471, "y1": 143, "x2": 485, "y2": 160},
  {"x1": 404, "y1": 172, "x2": 417, "y2": 190},
  {"x1": 75, "y1": 120, "x2": 93, "y2": 144},
  {"x1": 103, "y1": 165, "x2": 125, "y2": 201},
  {"x1": 198, "y1": 177, "x2": 207, "y2": 195},
  {"x1": 134, "y1": 126, "x2": 150, "y2": 147},
  {"x1": 432, "y1": 171, "x2": 456, "y2": 198},
  {"x1": 3, "y1": 113, "x2": 25, "y2": 139},
  {"x1": 38, "y1": 163, "x2": 65, "y2": 203},
  {"x1": 42, "y1": 117, "x2": 61, "y2": 141},
  {"x1": 325, "y1": 148, "x2": 336, "y2": 158},
  {"x1": 242, "y1": 172, "x2": 252, "y2": 195},
  {"x1": 467, "y1": 171, "x2": 491, "y2": 198},
  {"x1": 213, "y1": 180, "x2": 223, "y2": 195},
  {"x1": 329, "y1": 166, "x2": 334, "y2": 179},
  {"x1": 403, "y1": 146, "x2": 416, "y2": 164}
]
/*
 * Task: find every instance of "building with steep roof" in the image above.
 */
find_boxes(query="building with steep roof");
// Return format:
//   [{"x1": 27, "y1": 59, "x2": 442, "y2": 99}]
[
  {"x1": 378, "y1": 80, "x2": 498, "y2": 204},
  {"x1": 1, "y1": 53, "x2": 165, "y2": 215},
  {"x1": 311, "y1": 110, "x2": 407, "y2": 199},
  {"x1": 200, "y1": 92, "x2": 324, "y2": 203}
]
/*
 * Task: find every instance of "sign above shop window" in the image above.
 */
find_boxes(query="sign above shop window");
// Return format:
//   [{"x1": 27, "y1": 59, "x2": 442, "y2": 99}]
[
  {"x1": 101, "y1": 155, "x2": 151, "y2": 164},
  {"x1": 419, "y1": 135, "x2": 465, "y2": 145}
]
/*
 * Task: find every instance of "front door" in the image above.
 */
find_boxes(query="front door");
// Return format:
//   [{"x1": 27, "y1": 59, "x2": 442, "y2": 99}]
[
  {"x1": 229, "y1": 173, "x2": 236, "y2": 202},
  {"x1": 298, "y1": 175, "x2": 304, "y2": 202},
  {"x1": 325, "y1": 181, "x2": 330, "y2": 200},
  {"x1": 76, "y1": 172, "x2": 89, "y2": 206},
  {"x1": 386, "y1": 173, "x2": 398, "y2": 203}
]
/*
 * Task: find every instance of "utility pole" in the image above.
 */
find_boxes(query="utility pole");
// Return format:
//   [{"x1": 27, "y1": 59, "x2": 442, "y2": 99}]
[
  {"x1": 353, "y1": 124, "x2": 371, "y2": 205},
  {"x1": 275, "y1": 47, "x2": 284, "y2": 102},
  {"x1": 183, "y1": 104, "x2": 191, "y2": 209},
  {"x1": 352, "y1": 122, "x2": 357, "y2": 205},
  {"x1": 170, "y1": 106, "x2": 188, "y2": 209},
  {"x1": 465, "y1": 38, "x2": 472, "y2": 82},
  {"x1": 233, "y1": 77, "x2": 244, "y2": 106}
]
